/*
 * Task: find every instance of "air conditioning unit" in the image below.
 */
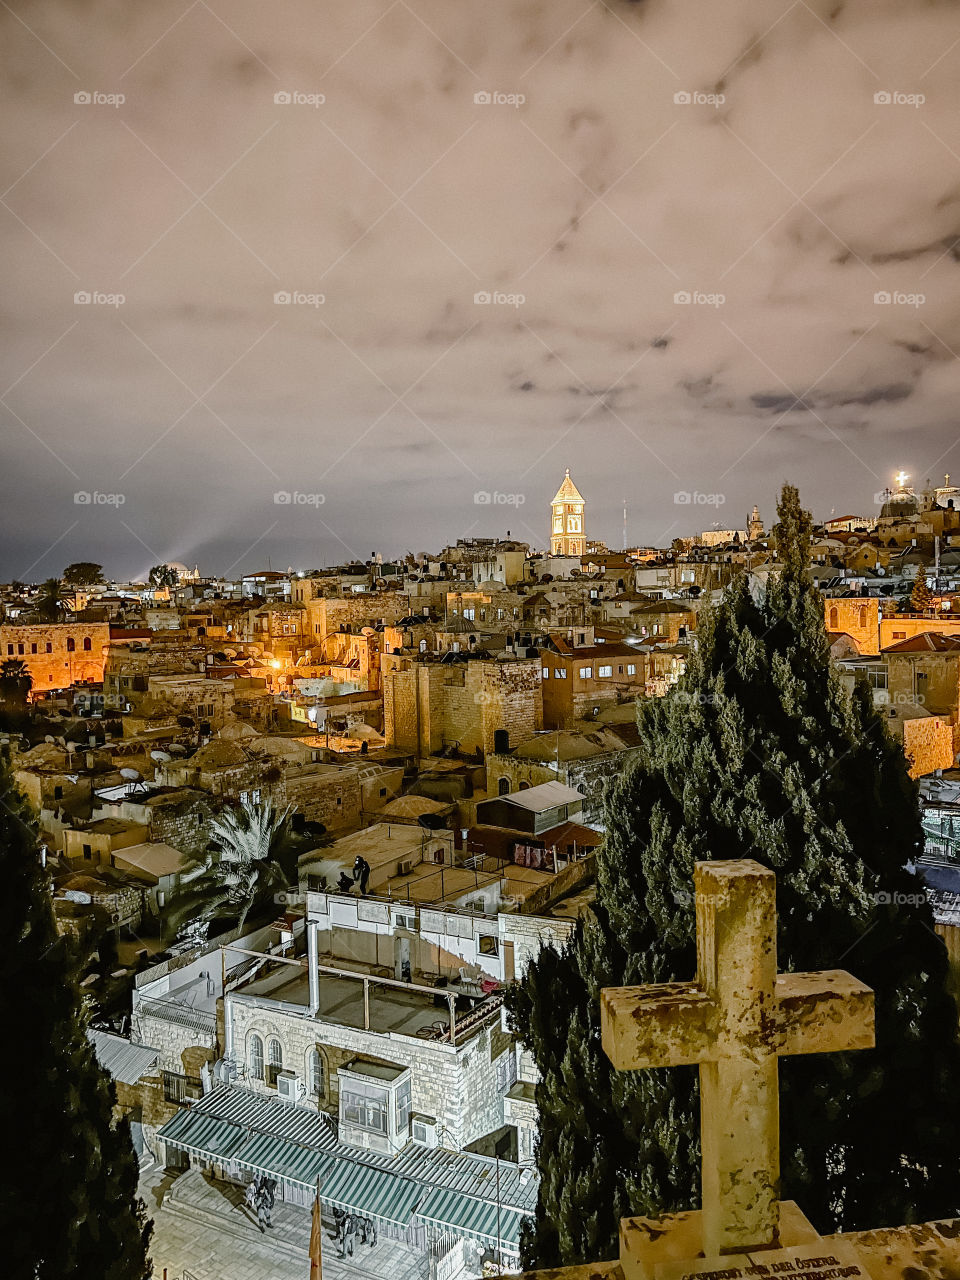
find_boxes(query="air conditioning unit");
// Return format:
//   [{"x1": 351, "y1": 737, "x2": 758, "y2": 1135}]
[
  {"x1": 410, "y1": 1114, "x2": 439, "y2": 1149},
  {"x1": 397, "y1": 858, "x2": 415, "y2": 876},
  {"x1": 276, "y1": 1071, "x2": 302, "y2": 1102}
]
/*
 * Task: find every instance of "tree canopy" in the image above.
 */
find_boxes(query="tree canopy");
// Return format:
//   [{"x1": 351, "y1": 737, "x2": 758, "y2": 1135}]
[{"x1": 508, "y1": 483, "x2": 960, "y2": 1268}]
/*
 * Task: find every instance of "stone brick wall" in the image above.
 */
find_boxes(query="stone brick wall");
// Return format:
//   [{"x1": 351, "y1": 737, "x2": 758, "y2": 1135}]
[
  {"x1": 382, "y1": 657, "x2": 542, "y2": 757},
  {"x1": 1, "y1": 621, "x2": 111, "y2": 691},
  {"x1": 823, "y1": 598, "x2": 881, "y2": 654},
  {"x1": 227, "y1": 995, "x2": 507, "y2": 1150},
  {"x1": 902, "y1": 714, "x2": 955, "y2": 778}
]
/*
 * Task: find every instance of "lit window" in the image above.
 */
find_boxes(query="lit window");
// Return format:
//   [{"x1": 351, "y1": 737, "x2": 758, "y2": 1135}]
[
  {"x1": 554, "y1": 669, "x2": 565, "y2": 679},
  {"x1": 249, "y1": 1034, "x2": 264, "y2": 1081},
  {"x1": 627, "y1": 663, "x2": 636, "y2": 676},
  {"x1": 598, "y1": 665, "x2": 612, "y2": 678},
  {"x1": 542, "y1": 667, "x2": 550, "y2": 679},
  {"x1": 578, "y1": 666, "x2": 593, "y2": 679}
]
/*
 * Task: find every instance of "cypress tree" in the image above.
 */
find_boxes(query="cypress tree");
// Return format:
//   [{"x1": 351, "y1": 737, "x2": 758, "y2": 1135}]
[
  {"x1": 0, "y1": 765, "x2": 152, "y2": 1280},
  {"x1": 910, "y1": 569, "x2": 932, "y2": 613},
  {"x1": 508, "y1": 484, "x2": 960, "y2": 1268}
]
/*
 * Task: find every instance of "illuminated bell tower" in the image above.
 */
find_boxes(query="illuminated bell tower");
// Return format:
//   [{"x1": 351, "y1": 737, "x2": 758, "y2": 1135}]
[{"x1": 550, "y1": 468, "x2": 586, "y2": 556}]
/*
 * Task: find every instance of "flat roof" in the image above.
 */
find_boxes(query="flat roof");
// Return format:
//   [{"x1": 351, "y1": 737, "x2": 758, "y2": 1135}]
[
  {"x1": 113, "y1": 841, "x2": 186, "y2": 877},
  {"x1": 496, "y1": 781, "x2": 583, "y2": 812},
  {"x1": 340, "y1": 1059, "x2": 408, "y2": 1083}
]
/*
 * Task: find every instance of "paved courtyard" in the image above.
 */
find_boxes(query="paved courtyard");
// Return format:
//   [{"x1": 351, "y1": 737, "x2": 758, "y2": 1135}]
[{"x1": 141, "y1": 1163, "x2": 429, "y2": 1280}]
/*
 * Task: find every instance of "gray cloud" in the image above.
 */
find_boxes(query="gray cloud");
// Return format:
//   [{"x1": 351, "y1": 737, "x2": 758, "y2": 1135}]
[{"x1": 3, "y1": 0, "x2": 960, "y2": 576}]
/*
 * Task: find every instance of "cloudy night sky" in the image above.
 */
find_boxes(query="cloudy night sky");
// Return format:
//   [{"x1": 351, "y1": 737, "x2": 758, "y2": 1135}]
[{"x1": 3, "y1": 0, "x2": 960, "y2": 580}]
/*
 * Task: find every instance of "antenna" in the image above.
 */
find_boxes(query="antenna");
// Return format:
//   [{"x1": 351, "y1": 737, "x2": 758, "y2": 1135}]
[{"x1": 622, "y1": 498, "x2": 627, "y2": 552}]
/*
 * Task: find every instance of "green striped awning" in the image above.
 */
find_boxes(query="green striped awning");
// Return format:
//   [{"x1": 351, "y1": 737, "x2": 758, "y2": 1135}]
[
  {"x1": 232, "y1": 1131, "x2": 334, "y2": 1187},
  {"x1": 319, "y1": 1160, "x2": 421, "y2": 1228},
  {"x1": 157, "y1": 1109, "x2": 247, "y2": 1162},
  {"x1": 416, "y1": 1184, "x2": 528, "y2": 1250}
]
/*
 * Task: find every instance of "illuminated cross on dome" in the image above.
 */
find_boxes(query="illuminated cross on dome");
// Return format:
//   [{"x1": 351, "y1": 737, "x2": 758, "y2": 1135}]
[
  {"x1": 601, "y1": 860, "x2": 875, "y2": 1256},
  {"x1": 895, "y1": 470, "x2": 909, "y2": 489}
]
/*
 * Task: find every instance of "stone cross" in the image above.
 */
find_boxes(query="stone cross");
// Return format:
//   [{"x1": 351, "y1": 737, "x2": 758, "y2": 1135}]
[{"x1": 602, "y1": 859, "x2": 874, "y2": 1258}]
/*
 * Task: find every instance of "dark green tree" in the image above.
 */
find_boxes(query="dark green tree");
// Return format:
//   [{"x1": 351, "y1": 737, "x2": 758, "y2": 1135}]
[
  {"x1": 0, "y1": 764, "x2": 152, "y2": 1279},
  {"x1": 36, "y1": 576, "x2": 68, "y2": 622},
  {"x1": 62, "y1": 561, "x2": 105, "y2": 586},
  {"x1": 508, "y1": 484, "x2": 960, "y2": 1268},
  {"x1": 147, "y1": 564, "x2": 178, "y2": 588},
  {"x1": 0, "y1": 658, "x2": 32, "y2": 707}
]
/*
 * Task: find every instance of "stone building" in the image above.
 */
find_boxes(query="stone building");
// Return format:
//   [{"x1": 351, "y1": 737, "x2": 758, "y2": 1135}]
[
  {"x1": 550, "y1": 469, "x2": 586, "y2": 557},
  {"x1": 382, "y1": 651, "x2": 543, "y2": 758},
  {"x1": 539, "y1": 635, "x2": 645, "y2": 729},
  {"x1": 487, "y1": 725, "x2": 640, "y2": 824},
  {"x1": 0, "y1": 621, "x2": 111, "y2": 691},
  {"x1": 823, "y1": 597, "x2": 881, "y2": 654}
]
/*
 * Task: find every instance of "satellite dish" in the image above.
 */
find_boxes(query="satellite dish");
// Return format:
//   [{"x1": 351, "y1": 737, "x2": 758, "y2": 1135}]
[
  {"x1": 65, "y1": 742, "x2": 76, "y2": 754},
  {"x1": 44, "y1": 735, "x2": 55, "y2": 744},
  {"x1": 167, "y1": 743, "x2": 187, "y2": 754},
  {"x1": 120, "y1": 767, "x2": 141, "y2": 781},
  {"x1": 150, "y1": 750, "x2": 172, "y2": 763}
]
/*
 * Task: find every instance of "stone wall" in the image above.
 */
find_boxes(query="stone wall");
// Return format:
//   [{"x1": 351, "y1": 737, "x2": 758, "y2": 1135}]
[
  {"x1": 227, "y1": 995, "x2": 508, "y2": 1151},
  {"x1": 1, "y1": 621, "x2": 110, "y2": 691},
  {"x1": 822, "y1": 598, "x2": 880, "y2": 654},
  {"x1": 902, "y1": 714, "x2": 955, "y2": 778}
]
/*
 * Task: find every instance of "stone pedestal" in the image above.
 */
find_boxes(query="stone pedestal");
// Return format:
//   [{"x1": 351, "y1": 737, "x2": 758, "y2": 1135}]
[{"x1": 619, "y1": 1202, "x2": 823, "y2": 1280}]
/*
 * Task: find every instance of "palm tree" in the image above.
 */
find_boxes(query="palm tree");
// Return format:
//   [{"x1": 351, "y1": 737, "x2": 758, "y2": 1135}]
[
  {"x1": 0, "y1": 659, "x2": 31, "y2": 707},
  {"x1": 165, "y1": 800, "x2": 295, "y2": 939},
  {"x1": 35, "y1": 577, "x2": 67, "y2": 622}
]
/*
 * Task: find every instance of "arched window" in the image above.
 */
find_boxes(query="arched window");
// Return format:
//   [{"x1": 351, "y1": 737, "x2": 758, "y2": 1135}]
[
  {"x1": 828, "y1": 607, "x2": 838, "y2": 630},
  {"x1": 82, "y1": 636, "x2": 92, "y2": 651},
  {"x1": 66, "y1": 637, "x2": 76, "y2": 652},
  {"x1": 266, "y1": 1037, "x2": 283, "y2": 1086},
  {"x1": 307, "y1": 1047, "x2": 325, "y2": 1097},
  {"x1": 858, "y1": 606, "x2": 867, "y2": 630},
  {"x1": 249, "y1": 1033, "x2": 264, "y2": 1081},
  {"x1": 518, "y1": 781, "x2": 530, "y2": 791},
  {"x1": 498, "y1": 777, "x2": 510, "y2": 796}
]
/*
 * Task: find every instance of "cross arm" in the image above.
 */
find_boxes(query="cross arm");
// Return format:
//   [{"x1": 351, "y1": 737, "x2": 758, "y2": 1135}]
[
  {"x1": 775, "y1": 970, "x2": 875, "y2": 1057},
  {"x1": 601, "y1": 982, "x2": 718, "y2": 1070}
]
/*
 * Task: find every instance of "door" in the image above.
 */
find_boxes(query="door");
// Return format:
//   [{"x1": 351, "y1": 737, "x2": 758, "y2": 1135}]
[{"x1": 395, "y1": 934, "x2": 411, "y2": 982}]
